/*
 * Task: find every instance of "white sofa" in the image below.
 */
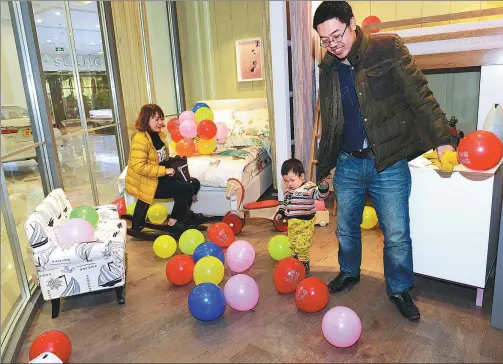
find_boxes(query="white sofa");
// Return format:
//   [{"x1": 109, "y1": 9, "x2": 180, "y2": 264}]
[{"x1": 24, "y1": 189, "x2": 127, "y2": 318}]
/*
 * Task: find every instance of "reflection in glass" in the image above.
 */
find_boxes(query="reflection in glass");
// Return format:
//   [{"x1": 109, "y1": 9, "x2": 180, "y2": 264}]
[{"x1": 1, "y1": 210, "x2": 23, "y2": 333}]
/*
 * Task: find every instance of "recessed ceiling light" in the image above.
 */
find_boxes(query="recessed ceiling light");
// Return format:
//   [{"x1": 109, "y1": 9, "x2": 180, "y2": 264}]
[
  {"x1": 90, "y1": 42, "x2": 95, "y2": 45},
  {"x1": 98, "y1": 51, "x2": 103, "y2": 54},
  {"x1": 95, "y1": 24, "x2": 100, "y2": 28},
  {"x1": 46, "y1": 40, "x2": 52, "y2": 43},
  {"x1": 54, "y1": 11, "x2": 62, "y2": 16},
  {"x1": 36, "y1": 18, "x2": 43, "y2": 23}
]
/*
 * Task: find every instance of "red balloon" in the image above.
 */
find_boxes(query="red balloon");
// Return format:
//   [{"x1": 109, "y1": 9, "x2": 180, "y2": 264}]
[
  {"x1": 167, "y1": 117, "x2": 180, "y2": 133},
  {"x1": 208, "y1": 222, "x2": 235, "y2": 248},
  {"x1": 112, "y1": 196, "x2": 127, "y2": 217},
  {"x1": 166, "y1": 255, "x2": 195, "y2": 285},
  {"x1": 176, "y1": 138, "x2": 195, "y2": 157},
  {"x1": 457, "y1": 130, "x2": 503, "y2": 171},
  {"x1": 362, "y1": 15, "x2": 381, "y2": 33},
  {"x1": 170, "y1": 127, "x2": 183, "y2": 143},
  {"x1": 29, "y1": 331, "x2": 72, "y2": 363},
  {"x1": 295, "y1": 277, "x2": 330, "y2": 313},
  {"x1": 197, "y1": 119, "x2": 217, "y2": 140},
  {"x1": 273, "y1": 257, "x2": 306, "y2": 293}
]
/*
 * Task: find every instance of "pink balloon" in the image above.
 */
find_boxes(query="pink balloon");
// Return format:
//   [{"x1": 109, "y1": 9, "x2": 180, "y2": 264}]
[
  {"x1": 224, "y1": 274, "x2": 259, "y2": 311},
  {"x1": 226, "y1": 240, "x2": 255, "y2": 273},
  {"x1": 179, "y1": 119, "x2": 197, "y2": 139},
  {"x1": 322, "y1": 306, "x2": 362, "y2": 348},
  {"x1": 314, "y1": 200, "x2": 325, "y2": 211},
  {"x1": 179, "y1": 110, "x2": 195, "y2": 122},
  {"x1": 215, "y1": 122, "x2": 228, "y2": 143},
  {"x1": 58, "y1": 218, "x2": 95, "y2": 246}
]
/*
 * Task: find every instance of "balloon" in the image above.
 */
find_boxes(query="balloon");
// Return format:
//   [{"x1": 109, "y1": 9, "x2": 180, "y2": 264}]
[
  {"x1": 224, "y1": 274, "x2": 259, "y2": 311},
  {"x1": 208, "y1": 222, "x2": 235, "y2": 248},
  {"x1": 69, "y1": 205, "x2": 99, "y2": 228},
  {"x1": 170, "y1": 140, "x2": 177, "y2": 153},
  {"x1": 193, "y1": 242, "x2": 225, "y2": 264},
  {"x1": 111, "y1": 196, "x2": 126, "y2": 217},
  {"x1": 457, "y1": 130, "x2": 503, "y2": 171},
  {"x1": 179, "y1": 119, "x2": 198, "y2": 139},
  {"x1": 147, "y1": 204, "x2": 168, "y2": 224},
  {"x1": 153, "y1": 235, "x2": 177, "y2": 258},
  {"x1": 188, "y1": 282, "x2": 226, "y2": 321},
  {"x1": 195, "y1": 107, "x2": 214, "y2": 123},
  {"x1": 179, "y1": 229, "x2": 205, "y2": 255},
  {"x1": 360, "y1": 206, "x2": 378, "y2": 230},
  {"x1": 197, "y1": 119, "x2": 217, "y2": 140},
  {"x1": 29, "y1": 331, "x2": 72, "y2": 363},
  {"x1": 273, "y1": 257, "x2": 306, "y2": 293},
  {"x1": 322, "y1": 306, "x2": 362, "y2": 348},
  {"x1": 225, "y1": 240, "x2": 255, "y2": 273},
  {"x1": 179, "y1": 110, "x2": 195, "y2": 122},
  {"x1": 314, "y1": 200, "x2": 325, "y2": 211},
  {"x1": 58, "y1": 218, "x2": 94, "y2": 246},
  {"x1": 268, "y1": 235, "x2": 292, "y2": 261},
  {"x1": 295, "y1": 277, "x2": 330, "y2": 313},
  {"x1": 193, "y1": 256, "x2": 225, "y2": 285},
  {"x1": 362, "y1": 15, "x2": 381, "y2": 33},
  {"x1": 167, "y1": 117, "x2": 180, "y2": 133},
  {"x1": 197, "y1": 138, "x2": 217, "y2": 155},
  {"x1": 176, "y1": 138, "x2": 195, "y2": 157},
  {"x1": 215, "y1": 122, "x2": 228, "y2": 143},
  {"x1": 126, "y1": 202, "x2": 136, "y2": 216},
  {"x1": 192, "y1": 102, "x2": 210, "y2": 113},
  {"x1": 170, "y1": 127, "x2": 183, "y2": 143},
  {"x1": 166, "y1": 254, "x2": 195, "y2": 285}
]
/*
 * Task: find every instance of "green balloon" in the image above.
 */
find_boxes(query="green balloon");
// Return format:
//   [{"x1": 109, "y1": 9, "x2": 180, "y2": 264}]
[
  {"x1": 179, "y1": 229, "x2": 205, "y2": 255},
  {"x1": 268, "y1": 234, "x2": 292, "y2": 261},
  {"x1": 70, "y1": 205, "x2": 100, "y2": 228}
]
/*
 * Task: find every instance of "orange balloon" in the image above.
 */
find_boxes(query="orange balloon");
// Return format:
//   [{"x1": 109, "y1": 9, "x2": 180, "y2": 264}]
[
  {"x1": 457, "y1": 130, "x2": 503, "y2": 171},
  {"x1": 29, "y1": 331, "x2": 72, "y2": 363},
  {"x1": 176, "y1": 138, "x2": 195, "y2": 157},
  {"x1": 165, "y1": 255, "x2": 195, "y2": 285},
  {"x1": 295, "y1": 277, "x2": 329, "y2": 313},
  {"x1": 273, "y1": 257, "x2": 306, "y2": 293},
  {"x1": 208, "y1": 222, "x2": 235, "y2": 248}
]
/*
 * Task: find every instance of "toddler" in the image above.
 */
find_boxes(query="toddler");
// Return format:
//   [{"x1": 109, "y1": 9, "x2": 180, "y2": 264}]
[{"x1": 278, "y1": 158, "x2": 330, "y2": 274}]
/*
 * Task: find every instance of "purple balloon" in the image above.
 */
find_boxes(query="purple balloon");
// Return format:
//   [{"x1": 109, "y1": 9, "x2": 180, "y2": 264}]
[
  {"x1": 223, "y1": 274, "x2": 259, "y2": 311},
  {"x1": 179, "y1": 110, "x2": 195, "y2": 122},
  {"x1": 322, "y1": 306, "x2": 362, "y2": 348},
  {"x1": 226, "y1": 240, "x2": 255, "y2": 273},
  {"x1": 58, "y1": 218, "x2": 95, "y2": 246},
  {"x1": 179, "y1": 119, "x2": 197, "y2": 139}
]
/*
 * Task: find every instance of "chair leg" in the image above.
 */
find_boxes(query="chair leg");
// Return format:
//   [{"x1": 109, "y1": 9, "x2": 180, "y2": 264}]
[
  {"x1": 115, "y1": 286, "x2": 125, "y2": 304},
  {"x1": 51, "y1": 298, "x2": 61, "y2": 319}
]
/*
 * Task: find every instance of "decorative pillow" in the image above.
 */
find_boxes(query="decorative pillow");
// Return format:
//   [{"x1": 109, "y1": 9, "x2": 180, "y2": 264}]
[
  {"x1": 212, "y1": 109, "x2": 236, "y2": 124},
  {"x1": 232, "y1": 108, "x2": 269, "y2": 137}
]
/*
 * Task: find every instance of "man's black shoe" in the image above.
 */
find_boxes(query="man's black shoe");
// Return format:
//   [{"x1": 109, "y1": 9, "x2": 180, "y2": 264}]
[
  {"x1": 389, "y1": 292, "x2": 420, "y2": 321},
  {"x1": 327, "y1": 272, "x2": 360, "y2": 293}
]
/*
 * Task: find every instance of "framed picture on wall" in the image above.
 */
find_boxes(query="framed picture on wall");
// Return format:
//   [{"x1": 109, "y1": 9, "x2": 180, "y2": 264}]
[{"x1": 235, "y1": 38, "x2": 263, "y2": 82}]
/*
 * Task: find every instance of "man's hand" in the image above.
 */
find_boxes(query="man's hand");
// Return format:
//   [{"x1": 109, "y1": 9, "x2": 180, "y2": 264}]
[
  {"x1": 165, "y1": 168, "x2": 175, "y2": 176},
  {"x1": 437, "y1": 144, "x2": 455, "y2": 159}
]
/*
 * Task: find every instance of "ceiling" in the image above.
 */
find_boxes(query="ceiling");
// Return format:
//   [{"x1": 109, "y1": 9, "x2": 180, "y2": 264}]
[{"x1": 32, "y1": 1, "x2": 104, "y2": 56}]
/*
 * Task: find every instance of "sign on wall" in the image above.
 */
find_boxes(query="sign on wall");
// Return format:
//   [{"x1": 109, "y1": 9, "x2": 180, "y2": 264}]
[
  {"x1": 41, "y1": 54, "x2": 107, "y2": 72},
  {"x1": 235, "y1": 38, "x2": 263, "y2": 82}
]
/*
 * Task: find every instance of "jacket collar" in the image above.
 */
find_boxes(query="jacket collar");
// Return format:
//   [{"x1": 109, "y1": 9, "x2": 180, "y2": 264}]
[{"x1": 319, "y1": 26, "x2": 369, "y2": 71}]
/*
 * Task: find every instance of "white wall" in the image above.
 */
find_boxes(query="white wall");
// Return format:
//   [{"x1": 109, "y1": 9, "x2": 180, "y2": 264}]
[
  {"x1": 1, "y1": 14, "x2": 27, "y2": 108},
  {"x1": 478, "y1": 65, "x2": 503, "y2": 130},
  {"x1": 145, "y1": 1, "x2": 178, "y2": 117}
]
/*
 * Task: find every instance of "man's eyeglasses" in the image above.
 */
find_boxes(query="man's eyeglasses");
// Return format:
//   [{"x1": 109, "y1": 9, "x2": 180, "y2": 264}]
[{"x1": 319, "y1": 24, "x2": 348, "y2": 48}]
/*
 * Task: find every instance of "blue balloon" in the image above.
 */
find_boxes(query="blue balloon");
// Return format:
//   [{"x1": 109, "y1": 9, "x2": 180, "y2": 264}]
[
  {"x1": 193, "y1": 242, "x2": 225, "y2": 264},
  {"x1": 188, "y1": 283, "x2": 226, "y2": 321},
  {"x1": 192, "y1": 102, "x2": 210, "y2": 113}
]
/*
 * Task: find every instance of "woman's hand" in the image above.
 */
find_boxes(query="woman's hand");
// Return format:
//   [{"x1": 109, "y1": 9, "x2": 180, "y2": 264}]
[{"x1": 165, "y1": 168, "x2": 175, "y2": 176}]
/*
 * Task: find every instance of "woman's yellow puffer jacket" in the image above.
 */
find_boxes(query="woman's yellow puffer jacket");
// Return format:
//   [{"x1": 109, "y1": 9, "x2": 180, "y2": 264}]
[{"x1": 125, "y1": 130, "x2": 169, "y2": 204}]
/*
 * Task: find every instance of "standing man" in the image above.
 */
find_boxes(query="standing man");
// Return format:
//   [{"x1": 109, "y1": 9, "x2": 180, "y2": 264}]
[{"x1": 313, "y1": 1, "x2": 454, "y2": 321}]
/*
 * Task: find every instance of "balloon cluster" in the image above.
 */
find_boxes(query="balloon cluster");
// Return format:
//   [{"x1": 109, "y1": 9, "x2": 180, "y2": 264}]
[
  {"x1": 154, "y1": 221, "x2": 261, "y2": 321},
  {"x1": 267, "y1": 234, "x2": 362, "y2": 348},
  {"x1": 166, "y1": 102, "x2": 229, "y2": 157},
  {"x1": 57, "y1": 205, "x2": 99, "y2": 246}
]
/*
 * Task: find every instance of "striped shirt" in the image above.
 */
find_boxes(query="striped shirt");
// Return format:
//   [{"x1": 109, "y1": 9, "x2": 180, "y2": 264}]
[{"x1": 279, "y1": 181, "x2": 329, "y2": 220}]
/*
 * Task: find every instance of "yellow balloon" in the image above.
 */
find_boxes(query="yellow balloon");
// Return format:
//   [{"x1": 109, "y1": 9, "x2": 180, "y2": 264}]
[
  {"x1": 197, "y1": 138, "x2": 217, "y2": 155},
  {"x1": 179, "y1": 228, "x2": 205, "y2": 255},
  {"x1": 170, "y1": 140, "x2": 177, "y2": 153},
  {"x1": 193, "y1": 256, "x2": 225, "y2": 285},
  {"x1": 147, "y1": 204, "x2": 168, "y2": 224},
  {"x1": 126, "y1": 202, "x2": 136, "y2": 216},
  {"x1": 195, "y1": 107, "x2": 213, "y2": 123},
  {"x1": 153, "y1": 235, "x2": 177, "y2": 258},
  {"x1": 361, "y1": 206, "x2": 378, "y2": 229}
]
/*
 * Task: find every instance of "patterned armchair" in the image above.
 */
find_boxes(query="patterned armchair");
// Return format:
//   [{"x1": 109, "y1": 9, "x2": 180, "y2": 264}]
[{"x1": 24, "y1": 189, "x2": 127, "y2": 318}]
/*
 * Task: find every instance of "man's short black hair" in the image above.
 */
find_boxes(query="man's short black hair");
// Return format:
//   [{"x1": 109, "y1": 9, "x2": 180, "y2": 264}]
[
  {"x1": 281, "y1": 158, "x2": 305, "y2": 176},
  {"x1": 313, "y1": 1, "x2": 354, "y2": 30}
]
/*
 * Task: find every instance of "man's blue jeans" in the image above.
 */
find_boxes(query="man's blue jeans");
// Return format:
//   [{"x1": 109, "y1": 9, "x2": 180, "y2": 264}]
[{"x1": 333, "y1": 152, "x2": 414, "y2": 295}]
